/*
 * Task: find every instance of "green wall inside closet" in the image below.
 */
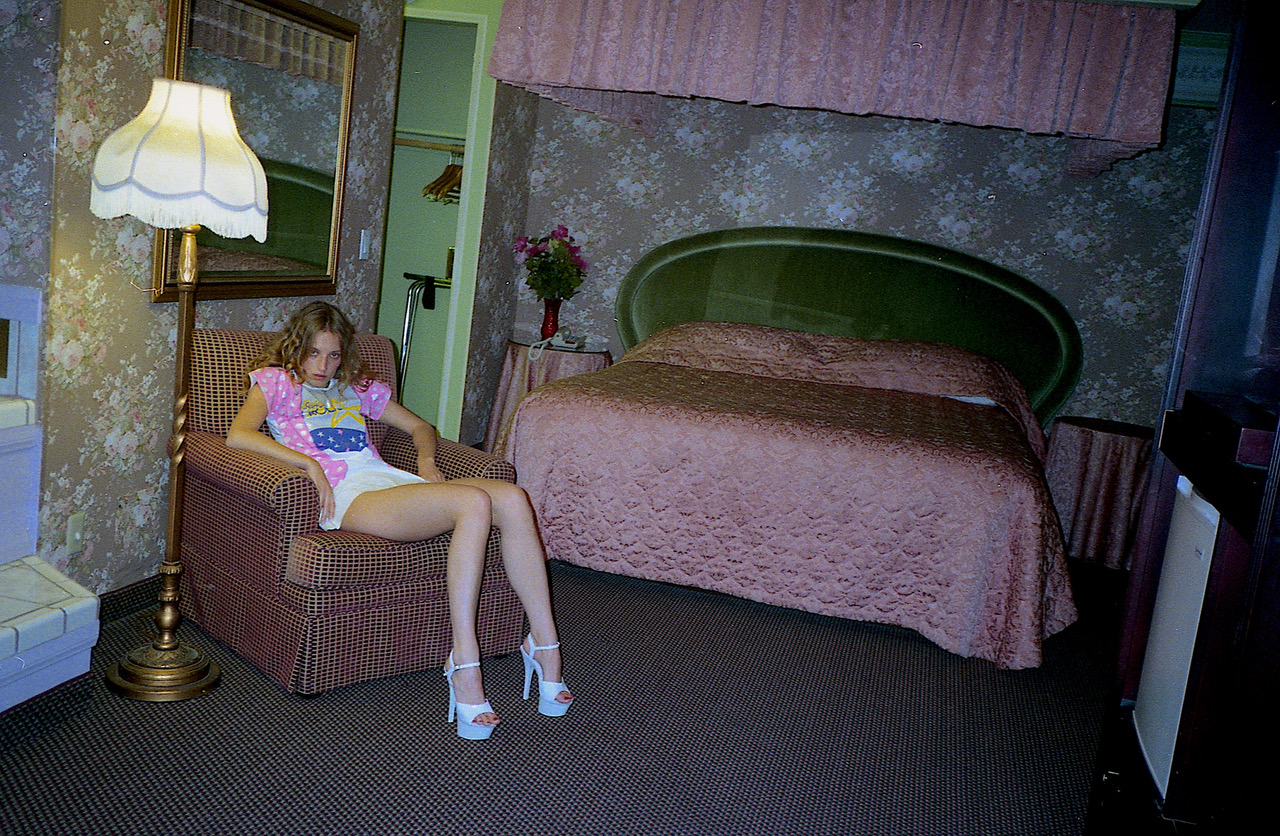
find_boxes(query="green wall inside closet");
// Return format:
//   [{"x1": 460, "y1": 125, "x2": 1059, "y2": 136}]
[{"x1": 376, "y1": 18, "x2": 476, "y2": 422}]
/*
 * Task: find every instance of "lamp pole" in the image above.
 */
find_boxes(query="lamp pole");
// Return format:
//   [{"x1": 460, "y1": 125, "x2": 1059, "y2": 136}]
[
  {"x1": 91, "y1": 79, "x2": 266, "y2": 700},
  {"x1": 105, "y1": 225, "x2": 221, "y2": 701}
]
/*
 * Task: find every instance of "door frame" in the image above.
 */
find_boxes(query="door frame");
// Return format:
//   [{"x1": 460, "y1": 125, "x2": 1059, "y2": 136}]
[{"x1": 400, "y1": 0, "x2": 502, "y2": 439}]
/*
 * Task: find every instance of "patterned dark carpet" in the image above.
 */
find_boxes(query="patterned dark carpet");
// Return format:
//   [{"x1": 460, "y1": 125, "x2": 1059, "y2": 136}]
[{"x1": 0, "y1": 561, "x2": 1120, "y2": 836}]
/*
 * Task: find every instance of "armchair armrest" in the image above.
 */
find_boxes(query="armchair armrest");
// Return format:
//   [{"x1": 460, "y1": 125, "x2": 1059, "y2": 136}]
[
  {"x1": 180, "y1": 431, "x2": 321, "y2": 590},
  {"x1": 183, "y1": 431, "x2": 321, "y2": 522},
  {"x1": 377, "y1": 426, "x2": 516, "y2": 483}
]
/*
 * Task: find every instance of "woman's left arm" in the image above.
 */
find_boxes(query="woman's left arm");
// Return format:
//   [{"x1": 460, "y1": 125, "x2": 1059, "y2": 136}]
[{"x1": 379, "y1": 400, "x2": 445, "y2": 482}]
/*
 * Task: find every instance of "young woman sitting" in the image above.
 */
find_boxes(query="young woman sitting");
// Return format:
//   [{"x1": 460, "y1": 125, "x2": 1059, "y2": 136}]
[{"x1": 227, "y1": 301, "x2": 572, "y2": 739}]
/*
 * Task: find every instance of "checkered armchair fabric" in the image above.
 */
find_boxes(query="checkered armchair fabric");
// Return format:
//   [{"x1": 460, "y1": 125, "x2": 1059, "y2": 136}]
[{"x1": 178, "y1": 329, "x2": 524, "y2": 694}]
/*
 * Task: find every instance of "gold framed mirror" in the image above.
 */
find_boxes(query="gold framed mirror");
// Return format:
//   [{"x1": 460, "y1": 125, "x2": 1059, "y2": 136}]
[{"x1": 153, "y1": 0, "x2": 358, "y2": 300}]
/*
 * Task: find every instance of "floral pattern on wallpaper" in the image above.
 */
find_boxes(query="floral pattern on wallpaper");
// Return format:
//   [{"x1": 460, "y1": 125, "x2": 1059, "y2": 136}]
[
  {"x1": 514, "y1": 96, "x2": 1214, "y2": 427},
  {"x1": 1, "y1": 0, "x2": 57, "y2": 290},
  {"x1": 463, "y1": 81, "x2": 538, "y2": 445},
  {"x1": 186, "y1": 49, "x2": 342, "y2": 174},
  {"x1": 34, "y1": 0, "x2": 402, "y2": 593}
]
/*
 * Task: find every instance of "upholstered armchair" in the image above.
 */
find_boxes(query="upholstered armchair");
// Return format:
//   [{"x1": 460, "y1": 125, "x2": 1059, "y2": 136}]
[{"x1": 177, "y1": 329, "x2": 524, "y2": 694}]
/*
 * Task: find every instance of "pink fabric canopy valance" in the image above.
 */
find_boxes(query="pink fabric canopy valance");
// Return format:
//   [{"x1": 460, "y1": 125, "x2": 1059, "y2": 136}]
[{"x1": 489, "y1": 0, "x2": 1177, "y2": 175}]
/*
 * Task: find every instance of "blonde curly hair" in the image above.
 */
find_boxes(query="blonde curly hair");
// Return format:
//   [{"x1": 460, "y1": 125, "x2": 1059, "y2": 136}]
[{"x1": 247, "y1": 301, "x2": 370, "y2": 392}]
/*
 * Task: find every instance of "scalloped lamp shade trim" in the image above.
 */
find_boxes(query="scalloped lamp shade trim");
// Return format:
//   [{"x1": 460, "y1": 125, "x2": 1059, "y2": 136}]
[{"x1": 90, "y1": 78, "x2": 268, "y2": 242}]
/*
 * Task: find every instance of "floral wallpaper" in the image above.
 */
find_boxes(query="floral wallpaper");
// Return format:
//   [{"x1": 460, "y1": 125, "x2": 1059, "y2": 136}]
[
  {"x1": 462, "y1": 80, "x2": 538, "y2": 445},
  {"x1": 14, "y1": 0, "x2": 404, "y2": 593},
  {"x1": 505, "y1": 95, "x2": 1215, "y2": 429},
  {"x1": 0, "y1": 0, "x2": 56, "y2": 295},
  {"x1": 186, "y1": 48, "x2": 343, "y2": 174}
]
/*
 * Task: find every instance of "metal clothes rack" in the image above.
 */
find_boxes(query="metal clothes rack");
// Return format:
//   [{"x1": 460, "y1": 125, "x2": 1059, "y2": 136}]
[
  {"x1": 397, "y1": 248, "x2": 455, "y2": 389},
  {"x1": 393, "y1": 129, "x2": 465, "y2": 156}
]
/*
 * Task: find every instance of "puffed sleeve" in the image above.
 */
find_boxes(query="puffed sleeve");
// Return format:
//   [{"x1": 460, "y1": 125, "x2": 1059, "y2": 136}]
[
  {"x1": 248, "y1": 367, "x2": 289, "y2": 414},
  {"x1": 358, "y1": 379, "x2": 393, "y2": 421}
]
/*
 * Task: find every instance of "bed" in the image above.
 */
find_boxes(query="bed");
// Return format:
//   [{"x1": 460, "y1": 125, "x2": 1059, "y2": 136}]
[{"x1": 502, "y1": 227, "x2": 1083, "y2": 668}]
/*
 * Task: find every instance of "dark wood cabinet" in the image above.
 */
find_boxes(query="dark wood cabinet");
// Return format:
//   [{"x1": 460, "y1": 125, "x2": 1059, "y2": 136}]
[{"x1": 1090, "y1": 0, "x2": 1280, "y2": 829}]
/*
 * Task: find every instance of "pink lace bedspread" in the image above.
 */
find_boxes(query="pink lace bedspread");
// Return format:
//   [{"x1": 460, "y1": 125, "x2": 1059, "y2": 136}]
[{"x1": 506, "y1": 323, "x2": 1076, "y2": 668}]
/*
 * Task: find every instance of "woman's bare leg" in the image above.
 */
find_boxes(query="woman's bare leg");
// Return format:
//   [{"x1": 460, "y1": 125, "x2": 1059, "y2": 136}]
[
  {"x1": 451, "y1": 478, "x2": 571, "y2": 704},
  {"x1": 343, "y1": 482, "x2": 497, "y2": 720}
]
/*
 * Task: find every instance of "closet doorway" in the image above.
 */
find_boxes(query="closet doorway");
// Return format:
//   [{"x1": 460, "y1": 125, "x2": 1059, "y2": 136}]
[{"x1": 377, "y1": 1, "x2": 501, "y2": 437}]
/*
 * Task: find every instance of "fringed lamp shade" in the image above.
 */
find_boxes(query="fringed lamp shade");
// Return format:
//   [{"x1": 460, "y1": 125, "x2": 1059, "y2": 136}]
[
  {"x1": 90, "y1": 78, "x2": 268, "y2": 241},
  {"x1": 89, "y1": 77, "x2": 268, "y2": 702}
]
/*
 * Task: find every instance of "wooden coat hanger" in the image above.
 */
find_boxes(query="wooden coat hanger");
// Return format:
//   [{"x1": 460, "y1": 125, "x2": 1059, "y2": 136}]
[{"x1": 423, "y1": 152, "x2": 463, "y2": 203}]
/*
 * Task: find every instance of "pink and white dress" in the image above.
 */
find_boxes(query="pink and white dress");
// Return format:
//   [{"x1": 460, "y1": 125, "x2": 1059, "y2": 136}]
[{"x1": 250, "y1": 367, "x2": 426, "y2": 529}]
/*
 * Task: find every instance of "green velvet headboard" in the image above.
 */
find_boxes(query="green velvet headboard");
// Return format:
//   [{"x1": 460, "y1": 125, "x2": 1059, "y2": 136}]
[
  {"x1": 196, "y1": 157, "x2": 334, "y2": 268},
  {"x1": 616, "y1": 226, "x2": 1082, "y2": 425}
]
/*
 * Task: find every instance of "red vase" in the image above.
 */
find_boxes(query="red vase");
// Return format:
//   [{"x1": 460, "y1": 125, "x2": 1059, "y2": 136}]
[{"x1": 540, "y1": 298, "x2": 562, "y2": 340}]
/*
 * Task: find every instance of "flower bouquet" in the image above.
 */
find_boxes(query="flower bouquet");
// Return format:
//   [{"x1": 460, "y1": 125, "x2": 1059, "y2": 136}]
[{"x1": 514, "y1": 225, "x2": 589, "y2": 339}]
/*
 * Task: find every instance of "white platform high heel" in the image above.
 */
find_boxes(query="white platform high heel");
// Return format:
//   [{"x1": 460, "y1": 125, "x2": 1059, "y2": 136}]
[
  {"x1": 445, "y1": 653, "x2": 497, "y2": 740},
  {"x1": 521, "y1": 635, "x2": 572, "y2": 717}
]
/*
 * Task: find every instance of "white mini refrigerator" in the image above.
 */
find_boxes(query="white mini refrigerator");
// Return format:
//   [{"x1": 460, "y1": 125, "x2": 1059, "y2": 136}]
[{"x1": 1133, "y1": 475, "x2": 1221, "y2": 800}]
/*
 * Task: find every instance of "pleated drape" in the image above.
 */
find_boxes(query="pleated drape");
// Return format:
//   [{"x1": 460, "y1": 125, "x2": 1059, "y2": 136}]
[
  {"x1": 190, "y1": 0, "x2": 348, "y2": 87},
  {"x1": 489, "y1": 0, "x2": 1176, "y2": 174}
]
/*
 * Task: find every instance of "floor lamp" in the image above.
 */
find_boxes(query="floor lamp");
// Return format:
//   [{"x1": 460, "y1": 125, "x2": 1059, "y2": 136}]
[{"x1": 89, "y1": 78, "x2": 268, "y2": 701}]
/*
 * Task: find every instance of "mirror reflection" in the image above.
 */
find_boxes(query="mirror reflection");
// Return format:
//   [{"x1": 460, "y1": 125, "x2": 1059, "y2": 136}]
[{"x1": 154, "y1": 0, "x2": 357, "y2": 300}]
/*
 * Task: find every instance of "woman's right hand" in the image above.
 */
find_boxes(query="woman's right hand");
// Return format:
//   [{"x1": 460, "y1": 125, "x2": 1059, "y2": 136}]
[
  {"x1": 305, "y1": 459, "x2": 336, "y2": 525},
  {"x1": 229, "y1": 385, "x2": 338, "y2": 526}
]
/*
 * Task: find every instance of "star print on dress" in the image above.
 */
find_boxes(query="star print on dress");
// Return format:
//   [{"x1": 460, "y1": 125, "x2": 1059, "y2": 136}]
[
  {"x1": 311, "y1": 427, "x2": 368, "y2": 451},
  {"x1": 302, "y1": 388, "x2": 370, "y2": 453}
]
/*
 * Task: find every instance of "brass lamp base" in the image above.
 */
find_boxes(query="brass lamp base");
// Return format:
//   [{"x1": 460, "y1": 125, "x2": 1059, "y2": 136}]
[
  {"x1": 101, "y1": 225, "x2": 221, "y2": 703},
  {"x1": 105, "y1": 640, "x2": 221, "y2": 702}
]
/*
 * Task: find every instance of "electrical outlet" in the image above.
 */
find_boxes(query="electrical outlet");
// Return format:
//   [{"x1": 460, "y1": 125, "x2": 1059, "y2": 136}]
[{"x1": 66, "y1": 512, "x2": 85, "y2": 555}]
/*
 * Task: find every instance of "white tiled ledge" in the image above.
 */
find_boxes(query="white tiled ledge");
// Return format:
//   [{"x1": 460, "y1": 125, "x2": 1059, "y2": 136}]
[
  {"x1": 0, "y1": 556, "x2": 100, "y2": 713},
  {"x1": 0, "y1": 397, "x2": 35, "y2": 430}
]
